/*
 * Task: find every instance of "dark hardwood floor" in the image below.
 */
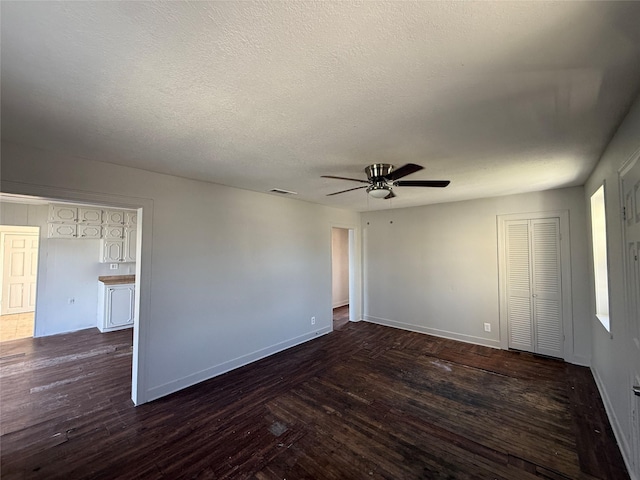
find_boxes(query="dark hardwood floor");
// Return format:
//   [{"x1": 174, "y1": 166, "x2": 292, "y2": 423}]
[
  {"x1": 0, "y1": 322, "x2": 628, "y2": 479},
  {"x1": 333, "y1": 305, "x2": 349, "y2": 330}
]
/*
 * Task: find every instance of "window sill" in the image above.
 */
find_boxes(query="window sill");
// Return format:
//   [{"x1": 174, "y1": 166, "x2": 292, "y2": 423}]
[{"x1": 595, "y1": 314, "x2": 610, "y2": 333}]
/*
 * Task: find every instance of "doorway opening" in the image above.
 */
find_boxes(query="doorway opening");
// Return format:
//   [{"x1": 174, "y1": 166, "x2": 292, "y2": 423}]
[
  {"x1": 332, "y1": 227, "x2": 354, "y2": 330},
  {"x1": 0, "y1": 225, "x2": 40, "y2": 342},
  {"x1": 0, "y1": 191, "x2": 145, "y2": 405}
]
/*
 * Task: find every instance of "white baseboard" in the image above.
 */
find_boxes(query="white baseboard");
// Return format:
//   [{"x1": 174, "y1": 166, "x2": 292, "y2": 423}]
[
  {"x1": 332, "y1": 301, "x2": 349, "y2": 309},
  {"x1": 591, "y1": 366, "x2": 636, "y2": 480},
  {"x1": 363, "y1": 315, "x2": 501, "y2": 349},
  {"x1": 569, "y1": 354, "x2": 591, "y2": 367},
  {"x1": 146, "y1": 326, "x2": 332, "y2": 402}
]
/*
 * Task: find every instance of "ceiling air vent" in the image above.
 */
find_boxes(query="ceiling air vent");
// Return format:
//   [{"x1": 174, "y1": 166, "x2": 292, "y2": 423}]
[{"x1": 269, "y1": 188, "x2": 298, "y2": 195}]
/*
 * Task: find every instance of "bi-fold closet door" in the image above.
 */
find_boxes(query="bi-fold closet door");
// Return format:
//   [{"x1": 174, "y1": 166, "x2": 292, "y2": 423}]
[{"x1": 505, "y1": 218, "x2": 563, "y2": 358}]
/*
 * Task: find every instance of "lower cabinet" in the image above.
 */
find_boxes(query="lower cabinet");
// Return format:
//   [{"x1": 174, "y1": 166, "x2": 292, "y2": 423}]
[{"x1": 97, "y1": 282, "x2": 135, "y2": 332}]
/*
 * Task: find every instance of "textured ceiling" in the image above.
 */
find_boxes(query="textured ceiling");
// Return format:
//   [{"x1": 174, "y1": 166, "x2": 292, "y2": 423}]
[{"x1": 2, "y1": 1, "x2": 640, "y2": 211}]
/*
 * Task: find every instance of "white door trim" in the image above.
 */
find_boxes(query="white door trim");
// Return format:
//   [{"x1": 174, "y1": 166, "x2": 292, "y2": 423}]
[
  {"x1": 497, "y1": 210, "x2": 573, "y2": 362},
  {"x1": 618, "y1": 148, "x2": 640, "y2": 480}
]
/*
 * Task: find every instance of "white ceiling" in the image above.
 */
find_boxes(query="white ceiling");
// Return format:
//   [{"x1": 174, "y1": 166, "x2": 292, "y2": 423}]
[{"x1": 2, "y1": 2, "x2": 639, "y2": 211}]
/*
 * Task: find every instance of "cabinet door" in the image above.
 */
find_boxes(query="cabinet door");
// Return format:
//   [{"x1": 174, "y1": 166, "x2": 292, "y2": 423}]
[
  {"x1": 78, "y1": 224, "x2": 102, "y2": 239},
  {"x1": 123, "y1": 226, "x2": 137, "y2": 263},
  {"x1": 125, "y1": 211, "x2": 137, "y2": 226},
  {"x1": 78, "y1": 207, "x2": 103, "y2": 225},
  {"x1": 103, "y1": 226, "x2": 124, "y2": 239},
  {"x1": 101, "y1": 240, "x2": 124, "y2": 262},
  {"x1": 105, "y1": 285, "x2": 134, "y2": 328},
  {"x1": 48, "y1": 223, "x2": 77, "y2": 239},
  {"x1": 49, "y1": 205, "x2": 77, "y2": 223},
  {"x1": 103, "y1": 210, "x2": 125, "y2": 225}
]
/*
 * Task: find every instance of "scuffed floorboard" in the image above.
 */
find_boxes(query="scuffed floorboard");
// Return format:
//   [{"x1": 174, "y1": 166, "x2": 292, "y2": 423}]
[{"x1": 0, "y1": 322, "x2": 628, "y2": 479}]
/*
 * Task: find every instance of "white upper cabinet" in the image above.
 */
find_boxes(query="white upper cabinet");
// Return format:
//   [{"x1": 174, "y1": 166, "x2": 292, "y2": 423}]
[
  {"x1": 103, "y1": 226, "x2": 124, "y2": 240},
  {"x1": 78, "y1": 224, "x2": 102, "y2": 239},
  {"x1": 49, "y1": 205, "x2": 77, "y2": 223},
  {"x1": 48, "y1": 223, "x2": 77, "y2": 239},
  {"x1": 125, "y1": 211, "x2": 137, "y2": 226},
  {"x1": 123, "y1": 226, "x2": 137, "y2": 263},
  {"x1": 103, "y1": 209, "x2": 126, "y2": 225},
  {"x1": 101, "y1": 240, "x2": 125, "y2": 263},
  {"x1": 78, "y1": 207, "x2": 103, "y2": 224},
  {"x1": 47, "y1": 204, "x2": 137, "y2": 262}
]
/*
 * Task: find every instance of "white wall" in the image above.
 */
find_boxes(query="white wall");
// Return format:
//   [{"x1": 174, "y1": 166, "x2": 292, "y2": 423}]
[
  {"x1": 1, "y1": 142, "x2": 360, "y2": 404},
  {"x1": 584, "y1": 94, "x2": 640, "y2": 477},
  {"x1": 361, "y1": 186, "x2": 591, "y2": 364},
  {"x1": 0, "y1": 201, "x2": 133, "y2": 336},
  {"x1": 331, "y1": 227, "x2": 349, "y2": 308}
]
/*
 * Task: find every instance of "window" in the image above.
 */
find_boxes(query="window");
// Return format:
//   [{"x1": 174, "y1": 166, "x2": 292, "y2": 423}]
[{"x1": 590, "y1": 184, "x2": 610, "y2": 331}]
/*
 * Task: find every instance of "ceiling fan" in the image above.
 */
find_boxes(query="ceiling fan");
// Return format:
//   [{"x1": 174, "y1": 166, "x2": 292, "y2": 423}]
[{"x1": 322, "y1": 163, "x2": 450, "y2": 199}]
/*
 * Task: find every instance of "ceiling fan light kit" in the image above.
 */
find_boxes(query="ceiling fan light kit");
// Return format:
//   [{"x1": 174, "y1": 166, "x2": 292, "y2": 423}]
[
  {"x1": 367, "y1": 184, "x2": 392, "y2": 198},
  {"x1": 322, "y1": 163, "x2": 450, "y2": 199}
]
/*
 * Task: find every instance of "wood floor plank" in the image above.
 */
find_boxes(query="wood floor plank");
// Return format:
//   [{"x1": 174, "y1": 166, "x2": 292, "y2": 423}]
[{"x1": 0, "y1": 322, "x2": 629, "y2": 479}]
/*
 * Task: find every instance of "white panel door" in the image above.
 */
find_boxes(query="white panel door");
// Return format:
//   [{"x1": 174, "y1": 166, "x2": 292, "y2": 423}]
[
  {"x1": 531, "y1": 218, "x2": 563, "y2": 358},
  {"x1": 506, "y1": 221, "x2": 534, "y2": 352},
  {"x1": 1, "y1": 233, "x2": 39, "y2": 315},
  {"x1": 620, "y1": 156, "x2": 640, "y2": 479},
  {"x1": 505, "y1": 218, "x2": 563, "y2": 357}
]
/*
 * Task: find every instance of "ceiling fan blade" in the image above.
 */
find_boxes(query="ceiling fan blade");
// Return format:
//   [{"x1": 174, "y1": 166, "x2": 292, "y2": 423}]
[
  {"x1": 321, "y1": 175, "x2": 370, "y2": 184},
  {"x1": 384, "y1": 190, "x2": 396, "y2": 200},
  {"x1": 326, "y1": 185, "x2": 368, "y2": 196},
  {"x1": 384, "y1": 163, "x2": 424, "y2": 181},
  {"x1": 394, "y1": 180, "x2": 450, "y2": 188}
]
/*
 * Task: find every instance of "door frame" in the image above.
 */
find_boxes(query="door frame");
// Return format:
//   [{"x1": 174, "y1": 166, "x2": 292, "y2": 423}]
[
  {"x1": 329, "y1": 222, "x2": 361, "y2": 325},
  {"x1": 497, "y1": 210, "x2": 573, "y2": 361},
  {"x1": 618, "y1": 148, "x2": 640, "y2": 479},
  {"x1": 331, "y1": 227, "x2": 350, "y2": 310},
  {"x1": 1, "y1": 180, "x2": 153, "y2": 406}
]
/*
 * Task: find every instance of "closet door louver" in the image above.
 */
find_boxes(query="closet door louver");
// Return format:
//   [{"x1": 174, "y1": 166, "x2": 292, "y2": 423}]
[
  {"x1": 506, "y1": 221, "x2": 534, "y2": 353},
  {"x1": 504, "y1": 218, "x2": 563, "y2": 358},
  {"x1": 531, "y1": 219, "x2": 563, "y2": 358}
]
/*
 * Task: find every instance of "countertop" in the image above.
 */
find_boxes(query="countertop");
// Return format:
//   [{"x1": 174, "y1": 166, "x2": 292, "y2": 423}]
[{"x1": 98, "y1": 275, "x2": 135, "y2": 285}]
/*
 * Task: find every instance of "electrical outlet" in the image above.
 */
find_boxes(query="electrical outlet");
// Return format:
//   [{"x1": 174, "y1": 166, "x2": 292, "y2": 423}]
[
  {"x1": 110, "y1": 263, "x2": 119, "y2": 270},
  {"x1": 311, "y1": 316, "x2": 316, "y2": 325},
  {"x1": 484, "y1": 323, "x2": 491, "y2": 332}
]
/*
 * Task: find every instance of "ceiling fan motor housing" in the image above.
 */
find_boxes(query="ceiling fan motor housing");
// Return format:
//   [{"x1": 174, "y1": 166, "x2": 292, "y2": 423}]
[{"x1": 365, "y1": 163, "x2": 394, "y2": 181}]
